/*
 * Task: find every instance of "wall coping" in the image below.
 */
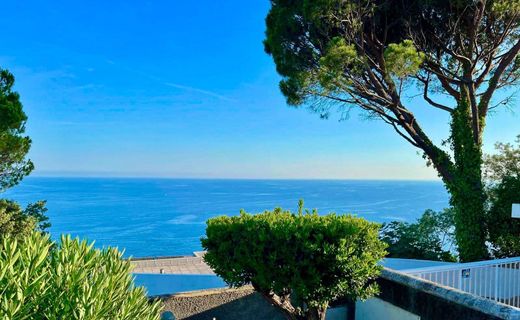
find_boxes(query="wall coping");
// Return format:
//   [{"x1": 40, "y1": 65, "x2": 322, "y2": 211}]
[{"x1": 381, "y1": 268, "x2": 520, "y2": 320}]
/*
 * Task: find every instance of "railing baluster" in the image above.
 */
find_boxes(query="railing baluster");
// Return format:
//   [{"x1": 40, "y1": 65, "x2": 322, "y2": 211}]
[
  {"x1": 508, "y1": 262, "x2": 511, "y2": 305},
  {"x1": 517, "y1": 262, "x2": 519, "y2": 308},
  {"x1": 457, "y1": 269, "x2": 464, "y2": 291},
  {"x1": 505, "y1": 263, "x2": 508, "y2": 304},
  {"x1": 499, "y1": 264, "x2": 502, "y2": 304},
  {"x1": 513, "y1": 262, "x2": 516, "y2": 307},
  {"x1": 484, "y1": 266, "x2": 487, "y2": 299},
  {"x1": 452, "y1": 269, "x2": 455, "y2": 289},
  {"x1": 512, "y1": 262, "x2": 515, "y2": 306},
  {"x1": 500, "y1": 264, "x2": 503, "y2": 304},
  {"x1": 482, "y1": 267, "x2": 485, "y2": 297},
  {"x1": 510, "y1": 263, "x2": 513, "y2": 307},
  {"x1": 517, "y1": 262, "x2": 519, "y2": 307},
  {"x1": 476, "y1": 267, "x2": 480, "y2": 296},
  {"x1": 467, "y1": 269, "x2": 475, "y2": 293},
  {"x1": 506, "y1": 262, "x2": 510, "y2": 305},
  {"x1": 495, "y1": 264, "x2": 499, "y2": 302},
  {"x1": 478, "y1": 268, "x2": 486, "y2": 297}
]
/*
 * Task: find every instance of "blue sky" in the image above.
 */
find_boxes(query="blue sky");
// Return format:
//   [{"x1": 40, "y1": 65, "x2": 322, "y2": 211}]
[{"x1": 0, "y1": 1, "x2": 518, "y2": 179}]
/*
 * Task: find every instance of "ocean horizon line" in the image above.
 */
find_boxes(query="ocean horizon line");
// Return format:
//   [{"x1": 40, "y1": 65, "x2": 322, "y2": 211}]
[{"x1": 27, "y1": 175, "x2": 443, "y2": 183}]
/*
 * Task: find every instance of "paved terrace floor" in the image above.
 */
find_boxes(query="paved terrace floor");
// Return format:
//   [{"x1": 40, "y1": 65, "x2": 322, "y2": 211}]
[
  {"x1": 131, "y1": 255, "x2": 454, "y2": 275},
  {"x1": 131, "y1": 252, "x2": 215, "y2": 275}
]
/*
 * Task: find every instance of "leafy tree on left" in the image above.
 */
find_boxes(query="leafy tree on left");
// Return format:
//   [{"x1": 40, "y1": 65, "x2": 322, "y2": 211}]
[
  {"x1": 0, "y1": 68, "x2": 49, "y2": 237},
  {"x1": 0, "y1": 69, "x2": 33, "y2": 190}
]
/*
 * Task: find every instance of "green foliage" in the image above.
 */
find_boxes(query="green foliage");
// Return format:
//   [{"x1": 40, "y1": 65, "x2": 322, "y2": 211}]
[
  {"x1": 486, "y1": 176, "x2": 520, "y2": 258},
  {"x1": 0, "y1": 199, "x2": 50, "y2": 238},
  {"x1": 264, "y1": 0, "x2": 520, "y2": 262},
  {"x1": 278, "y1": 37, "x2": 361, "y2": 106},
  {"x1": 448, "y1": 97, "x2": 488, "y2": 261},
  {"x1": 0, "y1": 69, "x2": 33, "y2": 191},
  {"x1": 492, "y1": 0, "x2": 520, "y2": 16},
  {"x1": 484, "y1": 135, "x2": 520, "y2": 182},
  {"x1": 201, "y1": 202, "x2": 386, "y2": 320},
  {"x1": 0, "y1": 68, "x2": 49, "y2": 239},
  {"x1": 381, "y1": 208, "x2": 457, "y2": 262},
  {"x1": 384, "y1": 40, "x2": 425, "y2": 79},
  {"x1": 0, "y1": 68, "x2": 47, "y2": 240},
  {"x1": 317, "y1": 38, "x2": 359, "y2": 91},
  {"x1": 0, "y1": 232, "x2": 162, "y2": 319},
  {"x1": 263, "y1": 0, "x2": 428, "y2": 107},
  {"x1": 23, "y1": 200, "x2": 50, "y2": 232},
  {"x1": 484, "y1": 136, "x2": 520, "y2": 258}
]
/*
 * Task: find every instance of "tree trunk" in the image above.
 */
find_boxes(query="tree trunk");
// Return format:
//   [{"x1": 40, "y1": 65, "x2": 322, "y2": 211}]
[
  {"x1": 306, "y1": 306, "x2": 326, "y2": 320},
  {"x1": 447, "y1": 93, "x2": 489, "y2": 262},
  {"x1": 252, "y1": 285, "x2": 299, "y2": 320}
]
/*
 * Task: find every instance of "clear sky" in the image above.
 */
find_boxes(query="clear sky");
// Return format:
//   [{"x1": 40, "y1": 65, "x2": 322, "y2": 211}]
[{"x1": 0, "y1": 1, "x2": 518, "y2": 180}]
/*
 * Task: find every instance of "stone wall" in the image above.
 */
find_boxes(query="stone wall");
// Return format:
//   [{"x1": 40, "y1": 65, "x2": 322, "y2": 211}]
[
  {"x1": 159, "y1": 286, "x2": 349, "y2": 320},
  {"x1": 159, "y1": 286, "x2": 285, "y2": 320}
]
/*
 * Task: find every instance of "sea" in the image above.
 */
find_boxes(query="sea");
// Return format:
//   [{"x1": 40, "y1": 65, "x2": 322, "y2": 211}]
[{"x1": 2, "y1": 177, "x2": 449, "y2": 258}]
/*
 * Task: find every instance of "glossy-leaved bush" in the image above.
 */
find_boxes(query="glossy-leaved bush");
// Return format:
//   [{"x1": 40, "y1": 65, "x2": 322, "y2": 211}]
[
  {"x1": 201, "y1": 202, "x2": 386, "y2": 320},
  {"x1": 0, "y1": 232, "x2": 161, "y2": 320}
]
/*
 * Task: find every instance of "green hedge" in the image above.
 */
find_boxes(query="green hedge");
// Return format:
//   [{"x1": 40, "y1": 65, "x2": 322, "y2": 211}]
[{"x1": 201, "y1": 204, "x2": 386, "y2": 320}]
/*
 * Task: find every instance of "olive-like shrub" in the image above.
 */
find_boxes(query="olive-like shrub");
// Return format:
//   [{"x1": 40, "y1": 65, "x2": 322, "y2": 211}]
[
  {"x1": 201, "y1": 202, "x2": 386, "y2": 320},
  {"x1": 0, "y1": 232, "x2": 161, "y2": 319}
]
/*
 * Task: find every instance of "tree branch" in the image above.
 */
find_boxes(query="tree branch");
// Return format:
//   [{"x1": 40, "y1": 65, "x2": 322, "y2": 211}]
[
  {"x1": 418, "y1": 75, "x2": 454, "y2": 112},
  {"x1": 424, "y1": 61, "x2": 462, "y2": 100},
  {"x1": 387, "y1": 119, "x2": 420, "y2": 147},
  {"x1": 479, "y1": 39, "x2": 520, "y2": 118}
]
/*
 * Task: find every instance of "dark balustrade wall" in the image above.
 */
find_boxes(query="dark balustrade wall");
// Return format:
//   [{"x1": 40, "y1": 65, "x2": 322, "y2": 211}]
[{"x1": 370, "y1": 269, "x2": 520, "y2": 320}]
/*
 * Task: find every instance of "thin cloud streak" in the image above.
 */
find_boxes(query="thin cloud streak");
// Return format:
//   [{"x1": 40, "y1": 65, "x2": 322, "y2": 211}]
[
  {"x1": 102, "y1": 59, "x2": 236, "y2": 102},
  {"x1": 164, "y1": 82, "x2": 236, "y2": 102}
]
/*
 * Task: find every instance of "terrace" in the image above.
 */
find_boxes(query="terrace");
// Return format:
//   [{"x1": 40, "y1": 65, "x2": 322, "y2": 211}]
[{"x1": 133, "y1": 254, "x2": 520, "y2": 319}]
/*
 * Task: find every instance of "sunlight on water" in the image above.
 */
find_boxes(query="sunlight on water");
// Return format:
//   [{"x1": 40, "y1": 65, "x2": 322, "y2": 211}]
[{"x1": 4, "y1": 177, "x2": 449, "y2": 257}]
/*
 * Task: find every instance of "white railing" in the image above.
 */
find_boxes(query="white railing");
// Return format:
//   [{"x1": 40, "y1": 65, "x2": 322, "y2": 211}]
[{"x1": 403, "y1": 257, "x2": 520, "y2": 308}]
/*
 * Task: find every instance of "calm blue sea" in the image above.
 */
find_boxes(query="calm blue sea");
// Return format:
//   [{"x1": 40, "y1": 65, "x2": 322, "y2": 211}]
[{"x1": 2, "y1": 178, "x2": 449, "y2": 257}]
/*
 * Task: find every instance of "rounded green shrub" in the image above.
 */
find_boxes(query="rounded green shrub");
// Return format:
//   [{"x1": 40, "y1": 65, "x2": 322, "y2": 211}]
[
  {"x1": 201, "y1": 203, "x2": 386, "y2": 320},
  {"x1": 0, "y1": 232, "x2": 162, "y2": 319}
]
